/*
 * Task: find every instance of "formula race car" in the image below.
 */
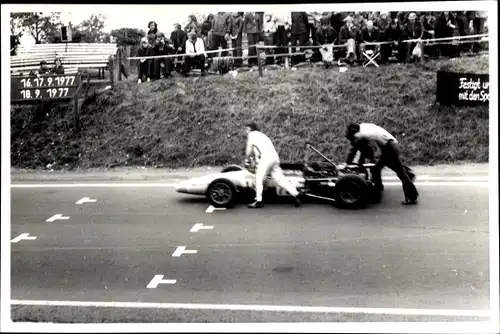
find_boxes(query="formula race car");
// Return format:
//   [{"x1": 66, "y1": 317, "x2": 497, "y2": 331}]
[{"x1": 175, "y1": 143, "x2": 383, "y2": 209}]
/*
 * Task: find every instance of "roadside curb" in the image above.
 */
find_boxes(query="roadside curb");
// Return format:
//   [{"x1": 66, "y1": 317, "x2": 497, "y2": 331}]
[{"x1": 10, "y1": 163, "x2": 489, "y2": 183}]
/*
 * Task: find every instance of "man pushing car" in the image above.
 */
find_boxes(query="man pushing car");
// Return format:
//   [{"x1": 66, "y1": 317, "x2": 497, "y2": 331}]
[
  {"x1": 244, "y1": 122, "x2": 302, "y2": 208},
  {"x1": 345, "y1": 122, "x2": 419, "y2": 205}
]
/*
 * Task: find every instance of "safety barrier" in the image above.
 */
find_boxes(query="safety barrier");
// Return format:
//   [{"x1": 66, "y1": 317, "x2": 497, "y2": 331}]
[{"x1": 124, "y1": 33, "x2": 488, "y2": 77}]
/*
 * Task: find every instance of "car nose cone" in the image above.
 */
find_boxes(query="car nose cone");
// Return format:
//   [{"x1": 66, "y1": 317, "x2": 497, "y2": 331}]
[{"x1": 175, "y1": 180, "x2": 189, "y2": 193}]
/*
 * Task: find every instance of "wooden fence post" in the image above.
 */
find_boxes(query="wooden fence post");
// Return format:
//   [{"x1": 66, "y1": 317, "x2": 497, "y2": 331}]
[
  {"x1": 108, "y1": 55, "x2": 115, "y2": 85},
  {"x1": 113, "y1": 53, "x2": 121, "y2": 83},
  {"x1": 124, "y1": 45, "x2": 131, "y2": 77},
  {"x1": 287, "y1": 42, "x2": 293, "y2": 69},
  {"x1": 257, "y1": 45, "x2": 263, "y2": 77},
  {"x1": 406, "y1": 41, "x2": 412, "y2": 63},
  {"x1": 421, "y1": 43, "x2": 425, "y2": 64},
  {"x1": 118, "y1": 46, "x2": 123, "y2": 81}
]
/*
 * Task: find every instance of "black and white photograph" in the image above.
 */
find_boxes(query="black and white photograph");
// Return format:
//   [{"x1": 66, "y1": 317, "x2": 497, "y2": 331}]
[{"x1": 1, "y1": 1, "x2": 498, "y2": 332}]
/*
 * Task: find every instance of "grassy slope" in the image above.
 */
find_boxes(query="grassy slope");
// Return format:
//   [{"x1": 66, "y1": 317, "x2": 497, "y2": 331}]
[{"x1": 10, "y1": 57, "x2": 489, "y2": 170}]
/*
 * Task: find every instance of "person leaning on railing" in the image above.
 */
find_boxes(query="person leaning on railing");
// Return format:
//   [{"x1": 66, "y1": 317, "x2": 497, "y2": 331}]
[
  {"x1": 170, "y1": 23, "x2": 188, "y2": 71},
  {"x1": 434, "y1": 11, "x2": 456, "y2": 58},
  {"x1": 290, "y1": 11, "x2": 309, "y2": 65},
  {"x1": 211, "y1": 12, "x2": 233, "y2": 57},
  {"x1": 272, "y1": 11, "x2": 290, "y2": 66},
  {"x1": 402, "y1": 12, "x2": 423, "y2": 62},
  {"x1": 313, "y1": 17, "x2": 337, "y2": 63},
  {"x1": 230, "y1": 12, "x2": 244, "y2": 67},
  {"x1": 244, "y1": 12, "x2": 263, "y2": 67},
  {"x1": 384, "y1": 18, "x2": 405, "y2": 63},
  {"x1": 338, "y1": 16, "x2": 361, "y2": 64},
  {"x1": 263, "y1": 13, "x2": 277, "y2": 65},
  {"x1": 420, "y1": 12, "x2": 438, "y2": 58},
  {"x1": 456, "y1": 11, "x2": 472, "y2": 55},
  {"x1": 377, "y1": 12, "x2": 392, "y2": 64}
]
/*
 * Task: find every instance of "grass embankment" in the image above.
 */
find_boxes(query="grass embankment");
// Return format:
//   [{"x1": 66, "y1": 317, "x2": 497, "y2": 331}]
[{"x1": 11, "y1": 57, "x2": 489, "y2": 170}]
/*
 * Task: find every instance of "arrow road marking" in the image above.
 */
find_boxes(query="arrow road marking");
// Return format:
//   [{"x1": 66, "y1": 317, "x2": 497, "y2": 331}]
[
  {"x1": 206, "y1": 205, "x2": 226, "y2": 213},
  {"x1": 172, "y1": 246, "x2": 198, "y2": 257},
  {"x1": 46, "y1": 214, "x2": 70, "y2": 222},
  {"x1": 11, "y1": 233, "x2": 37, "y2": 243},
  {"x1": 190, "y1": 223, "x2": 214, "y2": 233},
  {"x1": 75, "y1": 197, "x2": 97, "y2": 204},
  {"x1": 146, "y1": 275, "x2": 177, "y2": 289}
]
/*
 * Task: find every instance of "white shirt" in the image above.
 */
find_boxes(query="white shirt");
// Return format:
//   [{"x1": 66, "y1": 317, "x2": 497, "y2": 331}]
[
  {"x1": 246, "y1": 130, "x2": 279, "y2": 161},
  {"x1": 273, "y1": 12, "x2": 291, "y2": 26},
  {"x1": 354, "y1": 123, "x2": 397, "y2": 148},
  {"x1": 185, "y1": 38, "x2": 206, "y2": 57},
  {"x1": 263, "y1": 17, "x2": 277, "y2": 33}
]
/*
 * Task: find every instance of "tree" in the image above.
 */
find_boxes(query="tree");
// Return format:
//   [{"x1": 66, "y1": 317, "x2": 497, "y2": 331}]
[
  {"x1": 110, "y1": 28, "x2": 146, "y2": 46},
  {"x1": 10, "y1": 12, "x2": 62, "y2": 44},
  {"x1": 77, "y1": 14, "x2": 108, "y2": 43},
  {"x1": 10, "y1": 35, "x2": 20, "y2": 56}
]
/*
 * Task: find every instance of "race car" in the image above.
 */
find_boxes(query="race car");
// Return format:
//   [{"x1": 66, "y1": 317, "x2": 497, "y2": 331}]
[{"x1": 175, "y1": 143, "x2": 383, "y2": 209}]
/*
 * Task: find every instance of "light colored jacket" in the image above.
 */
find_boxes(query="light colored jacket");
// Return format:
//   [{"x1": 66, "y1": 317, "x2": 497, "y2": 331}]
[
  {"x1": 246, "y1": 130, "x2": 279, "y2": 161},
  {"x1": 185, "y1": 37, "x2": 206, "y2": 57}
]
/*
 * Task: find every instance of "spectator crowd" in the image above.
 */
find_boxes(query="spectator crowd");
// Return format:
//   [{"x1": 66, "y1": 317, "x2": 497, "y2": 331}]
[{"x1": 134, "y1": 10, "x2": 489, "y2": 81}]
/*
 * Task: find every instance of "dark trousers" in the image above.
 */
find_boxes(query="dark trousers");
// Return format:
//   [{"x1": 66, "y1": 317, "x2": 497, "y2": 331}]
[
  {"x1": 291, "y1": 32, "x2": 309, "y2": 65},
  {"x1": 151, "y1": 57, "x2": 172, "y2": 80},
  {"x1": 138, "y1": 61, "x2": 150, "y2": 81},
  {"x1": 263, "y1": 33, "x2": 275, "y2": 64},
  {"x1": 372, "y1": 141, "x2": 419, "y2": 201},
  {"x1": 307, "y1": 24, "x2": 316, "y2": 45},
  {"x1": 380, "y1": 43, "x2": 393, "y2": 63},
  {"x1": 247, "y1": 33, "x2": 260, "y2": 66},
  {"x1": 275, "y1": 25, "x2": 288, "y2": 64},
  {"x1": 211, "y1": 34, "x2": 228, "y2": 56},
  {"x1": 232, "y1": 34, "x2": 243, "y2": 66},
  {"x1": 473, "y1": 17, "x2": 486, "y2": 52},
  {"x1": 184, "y1": 55, "x2": 206, "y2": 73}
]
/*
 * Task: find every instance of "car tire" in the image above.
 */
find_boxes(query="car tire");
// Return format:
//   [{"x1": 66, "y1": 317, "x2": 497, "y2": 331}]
[
  {"x1": 221, "y1": 165, "x2": 244, "y2": 173},
  {"x1": 334, "y1": 174, "x2": 369, "y2": 209},
  {"x1": 207, "y1": 178, "x2": 237, "y2": 208}
]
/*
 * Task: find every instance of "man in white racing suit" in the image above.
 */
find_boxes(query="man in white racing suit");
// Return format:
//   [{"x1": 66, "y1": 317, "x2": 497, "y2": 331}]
[{"x1": 245, "y1": 122, "x2": 302, "y2": 208}]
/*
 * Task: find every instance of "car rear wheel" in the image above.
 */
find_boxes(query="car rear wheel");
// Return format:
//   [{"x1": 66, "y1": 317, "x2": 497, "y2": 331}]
[
  {"x1": 207, "y1": 178, "x2": 237, "y2": 208},
  {"x1": 334, "y1": 174, "x2": 369, "y2": 209}
]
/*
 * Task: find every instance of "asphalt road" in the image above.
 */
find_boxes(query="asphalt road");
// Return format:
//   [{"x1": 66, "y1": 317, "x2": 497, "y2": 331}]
[{"x1": 9, "y1": 168, "x2": 492, "y2": 323}]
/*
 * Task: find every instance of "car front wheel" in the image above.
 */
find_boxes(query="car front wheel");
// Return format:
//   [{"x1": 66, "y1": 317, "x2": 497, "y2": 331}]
[{"x1": 207, "y1": 178, "x2": 237, "y2": 208}]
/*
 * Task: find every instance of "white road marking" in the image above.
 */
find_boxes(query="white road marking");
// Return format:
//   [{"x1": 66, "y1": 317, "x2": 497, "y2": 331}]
[
  {"x1": 11, "y1": 183, "x2": 178, "y2": 188},
  {"x1": 190, "y1": 223, "x2": 214, "y2": 233},
  {"x1": 384, "y1": 176, "x2": 488, "y2": 181},
  {"x1": 146, "y1": 275, "x2": 177, "y2": 288},
  {"x1": 11, "y1": 181, "x2": 489, "y2": 188},
  {"x1": 45, "y1": 214, "x2": 70, "y2": 222},
  {"x1": 10, "y1": 233, "x2": 37, "y2": 243},
  {"x1": 75, "y1": 197, "x2": 97, "y2": 204},
  {"x1": 206, "y1": 205, "x2": 226, "y2": 213},
  {"x1": 9, "y1": 299, "x2": 491, "y2": 317},
  {"x1": 172, "y1": 246, "x2": 198, "y2": 257}
]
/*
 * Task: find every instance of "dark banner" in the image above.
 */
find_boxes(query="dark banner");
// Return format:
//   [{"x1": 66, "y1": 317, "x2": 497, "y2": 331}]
[
  {"x1": 11, "y1": 74, "x2": 81, "y2": 104},
  {"x1": 436, "y1": 70, "x2": 489, "y2": 106}
]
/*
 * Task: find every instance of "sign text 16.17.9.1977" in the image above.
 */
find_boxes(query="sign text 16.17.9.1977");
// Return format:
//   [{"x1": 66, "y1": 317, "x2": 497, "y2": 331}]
[{"x1": 11, "y1": 74, "x2": 80, "y2": 102}]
